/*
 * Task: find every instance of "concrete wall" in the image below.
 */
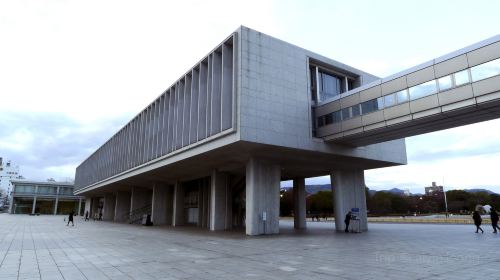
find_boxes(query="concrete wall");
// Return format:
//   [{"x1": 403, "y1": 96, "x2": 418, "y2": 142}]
[
  {"x1": 152, "y1": 184, "x2": 173, "y2": 225},
  {"x1": 114, "y1": 191, "x2": 131, "y2": 222},
  {"x1": 331, "y1": 170, "x2": 368, "y2": 232},
  {"x1": 103, "y1": 193, "x2": 116, "y2": 221}
]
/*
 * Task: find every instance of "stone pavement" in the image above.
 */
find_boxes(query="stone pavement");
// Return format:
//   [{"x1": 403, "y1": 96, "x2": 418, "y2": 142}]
[{"x1": 0, "y1": 214, "x2": 498, "y2": 280}]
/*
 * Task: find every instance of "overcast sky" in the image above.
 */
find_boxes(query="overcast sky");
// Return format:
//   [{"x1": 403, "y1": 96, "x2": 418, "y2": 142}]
[{"x1": 1, "y1": 0, "x2": 499, "y2": 194}]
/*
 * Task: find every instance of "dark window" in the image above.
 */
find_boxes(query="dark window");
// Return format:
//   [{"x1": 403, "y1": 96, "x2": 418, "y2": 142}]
[
  {"x1": 361, "y1": 98, "x2": 383, "y2": 115},
  {"x1": 341, "y1": 108, "x2": 350, "y2": 120},
  {"x1": 319, "y1": 72, "x2": 342, "y2": 101},
  {"x1": 332, "y1": 111, "x2": 342, "y2": 123},
  {"x1": 317, "y1": 116, "x2": 325, "y2": 127},
  {"x1": 351, "y1": 105, "x2": 361, "y2": 117},
  {"x1": 325, "y1": 114, "x2": 333, "y2": 125}
]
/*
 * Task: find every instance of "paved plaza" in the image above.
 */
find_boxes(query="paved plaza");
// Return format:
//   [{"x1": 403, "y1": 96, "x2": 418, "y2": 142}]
[{"x1": 0, "y1": 214, "x2": 499, "y2": 280}]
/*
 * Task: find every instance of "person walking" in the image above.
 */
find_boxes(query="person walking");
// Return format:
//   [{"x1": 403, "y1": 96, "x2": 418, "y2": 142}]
[
  {"x1": 344, "y1": 211, "x2": 352, "y2": 233},
  {"x1": 84, "y1": 211, "x2": 89, "y2": 221},
  {"x1": 67, "y1": 211, "x2": 74, "y2": 227},
  {"x1": 472, "y1": 210, "x2": 483, "y2": 233},
  {"x1": 490, "y1": 208, "x2": 500, "y2": 233}
]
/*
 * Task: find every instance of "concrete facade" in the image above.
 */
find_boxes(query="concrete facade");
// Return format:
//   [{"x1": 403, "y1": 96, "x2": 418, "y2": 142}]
[{"x1": 72, "y1": 27, "x2": 499, "y2": 236}]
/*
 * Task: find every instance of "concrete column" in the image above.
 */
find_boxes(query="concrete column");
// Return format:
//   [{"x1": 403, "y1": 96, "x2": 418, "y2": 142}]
[
  {"x1": 245, "y1": 158, "x2": 281, "y2": 235},
  {"x1": 103, "y1": 193, "x2": 116, "y2": 221},
  {"x1": 77, "y1": 198, "x2": 82, "y2": 216},
  {"x1": 53, "y1": 186, "x2": 60, "y2": 215},
  {"x1": 210, "y1": 170, "x2": 229, "y2": 231},
  {"x1": 114, "y1": 191, "x2": 131, "y2": 222},
  {"x1": 152, "y1": 184, "x2": 172, "y2": 225},
  {"x1": 8, "y1": 195, "x2": 14, "y2": 214},
  {"x1": 130, "y1": 187, "x2": 152, "y2": 212},
  {"x1": 293, "y1": 178, "x2": 307, "y2": 229},
  {"x1": 172, "y1": 182, "x2": 184, "y2": 226},
  {"x1": 31, "y1": 196, "x2": 37, "y2": 215},
  {"x1": 91, "y1": 197, "x2": 100, "y2": 218},
  {"x1": 330, "y1": 170, "x2": 368, "y2": 232},
  {"x1": 84, "y1": 197, "x2": 91, "y2": 216}
]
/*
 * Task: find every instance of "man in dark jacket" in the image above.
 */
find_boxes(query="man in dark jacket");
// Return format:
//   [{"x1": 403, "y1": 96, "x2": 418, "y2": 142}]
[
  {"x1": 67, "y1": 211, "x2": 74, "y2": 226},
  {"x1": 344, "y1": 211, "x2": 352, "y2": 233},
  {"x1": 472, "y1": 211, "x2": 483, "y2": 233},
  {"x1": 490, "y1": 208, "x2": 500, "y2": 233}
]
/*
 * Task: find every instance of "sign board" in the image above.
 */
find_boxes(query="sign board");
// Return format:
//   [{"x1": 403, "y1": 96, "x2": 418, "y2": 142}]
[{"x1": 351, "y1": 208, "x2": 360, "y2": 213}]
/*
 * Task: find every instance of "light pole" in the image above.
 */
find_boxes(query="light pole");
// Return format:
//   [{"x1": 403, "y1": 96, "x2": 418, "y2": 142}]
[{"x1": 443, "y1": 177, "x2": 448, "y2": 218}]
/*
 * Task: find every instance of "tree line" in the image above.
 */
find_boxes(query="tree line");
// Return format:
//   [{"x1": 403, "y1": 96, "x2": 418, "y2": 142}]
[{"x1": 279, "y1": 188, "x2": 500, "y2": 216}]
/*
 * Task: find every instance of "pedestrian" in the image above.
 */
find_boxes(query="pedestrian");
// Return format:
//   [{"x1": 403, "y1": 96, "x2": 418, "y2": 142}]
[
  {"x1": 85, "y1": 211, "x2": 89, "y2": 221},
  {"x1": 99, "y1": 211, "x2": 103, "y2": 221},
  {"x1": 490, "y1": 208, "x2": 500, "y2": 233},
  {"x1": 344, "y1": 211, "x2": 352, "y2": 233},
  {"x1": 472, "y1": 210, "x2": 483, "y2": 233},
  {"x1": 67, "y1": 211, "x2": 74, "y2": 227}
]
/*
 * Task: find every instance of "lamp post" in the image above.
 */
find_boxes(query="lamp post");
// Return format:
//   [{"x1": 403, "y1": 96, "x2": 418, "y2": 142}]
[{"x1": 443, "y1": 178, "x2": 448, "y2": 219}]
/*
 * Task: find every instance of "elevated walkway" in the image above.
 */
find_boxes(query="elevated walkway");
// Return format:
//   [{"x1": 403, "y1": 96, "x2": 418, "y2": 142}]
[{"x1": 315, "y1": 35, "x2": 500, "y2": 146}]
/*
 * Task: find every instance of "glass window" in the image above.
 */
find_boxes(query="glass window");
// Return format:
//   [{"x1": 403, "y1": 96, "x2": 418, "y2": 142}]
[
  {"x1": 319, "y1": 72, "x2": 342, "y2": 101},
  {"x1": 332, "y1": 110, "x2": 342, "y2": 123},
  {"x1": 341, "y1": 107, "x2": 350, "y2": 120},
  {"x1": 438, "y1": 75, "x2": 452, "y2": 91},
  {"x1": 396, "y1": 90, "x2": 408, "y2": 103},
  {"x1": 351, "y1": 105, "x2": 361, "y2": 117},
  {"x1": 409, "y1": 80, "x2": 437, "y2": 100},
  {"x1": 471, "y1": 58, "x2": 500, "y2": 82},
  {"x1": 317, "y1": 116, "x2": 325, "y2": 127},
  {"x1": 384, "y1": 94, "x2": 396, "y2": 107},
  {"x1": 454, "y1": 70, "x2": 469, "y2": 86},
  {"x1": 324, "y1": 114, "x2": 333, "y2": 125}
]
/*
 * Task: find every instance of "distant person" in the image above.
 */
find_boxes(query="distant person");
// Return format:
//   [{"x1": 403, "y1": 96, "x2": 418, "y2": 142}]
[
  {"x1": 344, "y1": 211, "x2": 352, "y2": 233},
  {"x1": 85, "y1": 211, "x2": 89, "y2": 221},
  {"x1": 67, "y1": 211, "x2": 74, "y2": 227},
  {"x1": 490, "y1": 208, "x2": 500, "y2": 233},
  {"x1": 472, "y1": 211, "x2": 483, "y2": 233},
  {"x1": 99, "y1": 211, "x2": 103, "y2": 221}
]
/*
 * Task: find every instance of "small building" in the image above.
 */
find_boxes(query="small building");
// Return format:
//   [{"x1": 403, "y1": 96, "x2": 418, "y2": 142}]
[
  {"x1": 425, "y1": 182, "x2": 443, "y2": 196},
  {"x1": 9, "y1": 180, "x2": 84, "y2": 215}
]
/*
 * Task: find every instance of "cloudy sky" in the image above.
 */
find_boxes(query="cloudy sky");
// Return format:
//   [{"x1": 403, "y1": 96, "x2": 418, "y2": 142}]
[{"x1": 1, "y1": 0, "x2": 499, "y2": 194}]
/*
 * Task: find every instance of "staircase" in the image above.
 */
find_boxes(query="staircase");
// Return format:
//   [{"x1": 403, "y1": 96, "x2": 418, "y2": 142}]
[{"x1": 122, "y1": 204, "x2": 152, "y2": 224}]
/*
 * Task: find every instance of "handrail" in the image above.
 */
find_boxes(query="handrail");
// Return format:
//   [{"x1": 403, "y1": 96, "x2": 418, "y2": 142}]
[{"x1": 121, "y1": 204, "x2": 152, "y2": 224}]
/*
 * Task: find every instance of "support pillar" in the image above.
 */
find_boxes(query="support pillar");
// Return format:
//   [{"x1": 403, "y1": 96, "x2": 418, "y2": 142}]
[
  {"x1": 84, "y1": 197, "x2": 91, "y2": 217},
  {"x1": 331, "y1": 170, "x2": 368, "y2": 232},
  {"x1": 293, "y1": 178, "x2": 307, "y2": 229},
  {"x1": 77, "y1": 198, "x2": 82, "y2": 216},
  {"x1": 245, "y1": 158, "x2": 281, "y2": 235},
  {"x1": 103, "y1": 193, "x2": 116, "y2": 221},
  {"x1": 152, "y1": 184, "x2": 172, "y2": 225},
  {"x1": 31, "y1": 196, "x2": 37, "y2": 215},
  {"x1": 114, "y1": 191, "x2": 131, "y2": 222},
  {"x1": 91, "y1": 197, "x2": 100, "y2": 218},
  {"x1": 172, "y1": 182, "x2": 184, "y2": 226},
  {"x1": 53, "y1": 186, "x2": 60, "y2": 215},
  {"x1": 210, "y1": 170, "x2": 229, "y2": 231}
]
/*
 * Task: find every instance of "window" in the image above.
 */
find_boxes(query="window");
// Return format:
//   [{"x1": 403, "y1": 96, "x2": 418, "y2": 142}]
[
  {"x1": 409, "y1": 80, "x2": 437, "y2": 100},
  {"x1": 341, "y1": 107, "x2": 350, "y2": 120},
  {"x1": 454, "y1": 70, "x2": 469, "y2": 86},
  {"x1": 332, "y1": 110, "x2": 342, "y2": 123},
  {"x1": 384, "y1": 94, "x2": 396, "y2": 107},
  {"x1": 361, "y1": 97, "x2": 383, "y2": 115},
  {"x1": 396, "y1": 90, "x2": 408, "y2": 103},
  {"x1": 351, "y1": 104, "x2": 361, "y2": 117},
  {"x1": 319, "y1": 72, "x2": 342, "y2": 101},
  {"x1": 317, "y1": 116, "x2": 325, "y2": 127},
  {"x1": 325, "y1": 114, "x2": 333, "y2": 125},
  {"x1": 438, "y1": 75, "x2": 452, "y2": 91},
  {"x1": 471, "y1": 58, "x2": 500, "y2": 82}
]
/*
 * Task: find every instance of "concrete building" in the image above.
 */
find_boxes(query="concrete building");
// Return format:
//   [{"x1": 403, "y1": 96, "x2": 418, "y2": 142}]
[
  {"x1": 0, "y1": 158, "x2": 23, "y2": 193},
  {"x1": 74, "y1": 27, "x2": 500, "y2": 235},
  {"x1": 425, "y1": 182, "x2": 444, "y2": 196},
  {"x1": 9, "y1": 180, "x2": 84, "y2": 215}
]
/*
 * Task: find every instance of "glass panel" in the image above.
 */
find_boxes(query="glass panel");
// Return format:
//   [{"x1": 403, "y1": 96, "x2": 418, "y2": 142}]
[
  {"x1": 384, "y1": 94, "x2": 396, "y2": 107},
  {"x1": 332, "y1": 110, "x2": 342, "y2": 123},
  {"x1": 454, "y1": 70, "x2": 469, "y2": 86},
  {"x1": 471, "y1": 58, "x2": 500, "y2": 82},
  {"x1": 409, "y1": 80, "x2": 437, "y2": 100},
  {"x1": 324, "y1": 114, "x2": 333, "y2": 125},
  {"x1": 438, "y1": 75, "x2": 452, "y2": 91},
  {"x1": 319, "y1": 72, "x2": 342, "y2": 101},
  {"x1": 317, "y1": 116, "x2": 325, "y2": 127},
  {"x1": 396, "y1": 90, "x2": 408, "y2": 103},
  {"x1": 351, "y1": 105, "x2": 360, "y2": 117},
  {"x1": 341, "y1": 107, "x2": 350, "y2": 120}
]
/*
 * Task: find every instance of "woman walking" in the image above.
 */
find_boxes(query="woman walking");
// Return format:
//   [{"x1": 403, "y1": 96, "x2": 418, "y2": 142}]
[{"x1": 472, "y1": 211, "x2": 483, "y2": 233}]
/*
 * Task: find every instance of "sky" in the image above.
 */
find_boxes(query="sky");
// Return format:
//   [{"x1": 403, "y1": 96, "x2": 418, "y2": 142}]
[{"x1": 1, "y1": 0, "x2": 499, "y2": 194}]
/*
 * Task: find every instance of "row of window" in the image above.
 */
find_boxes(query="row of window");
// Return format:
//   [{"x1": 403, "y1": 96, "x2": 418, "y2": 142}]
[
  {"x1": 14, "y1": 185, "x2": 74, "y2": 195},
  {"x1": 310, "y1": 65, "x2": 356, "y2": 102},
  {"x1": 317, "y1": 57, "x2": 500, "y2": 127}
]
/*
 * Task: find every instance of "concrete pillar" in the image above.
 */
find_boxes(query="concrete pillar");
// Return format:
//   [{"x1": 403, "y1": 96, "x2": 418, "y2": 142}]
[
  {"x1": 8, "y1": 195, "x2": 14, "y2": 214},
  {"x1": 293, "y1": 178, "x2": 307, "y2": 229},
  {"x1": 103, "y1": 193, "x2": 116, "y2": 221},
  {"x1": 84, "y1": 197, "x2": 91, "y2": 217},
  {"x1": 210, "y1": 170, "x2": 229, "y2": 231},
  {"x1": 172, "y1": 182, "x2": 184, "y2": 226},
  {"x1": 114, "y1": 191, "x2": 131, "y2": 222},
  {"x1": 245, "y1": 158, "x2": 281, "y2": 235},
  {"x1": 91, "y1": 197, "x2": 100, "y2": 218},
  {"x1": 31, "y1": 196, "x2": 37, "y2": 215},
  {"x1": 330, "y1": 170, "x2": 368, "y2": 232},
  {"x1": 53, "y1": 186, "x2": 60, "y2": 215},
  {"x1": 152, "y1": 184, "x2": 173, "y2": 225},
  {"x1": 77, "y1": 198, "x2": 82, "y2": 216}
]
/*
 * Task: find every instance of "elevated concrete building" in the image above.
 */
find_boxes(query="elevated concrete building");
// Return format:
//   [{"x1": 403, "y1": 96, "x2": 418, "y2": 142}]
[{"x1": 74, "y1": 26, "x2": 500, "y2": 235}]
